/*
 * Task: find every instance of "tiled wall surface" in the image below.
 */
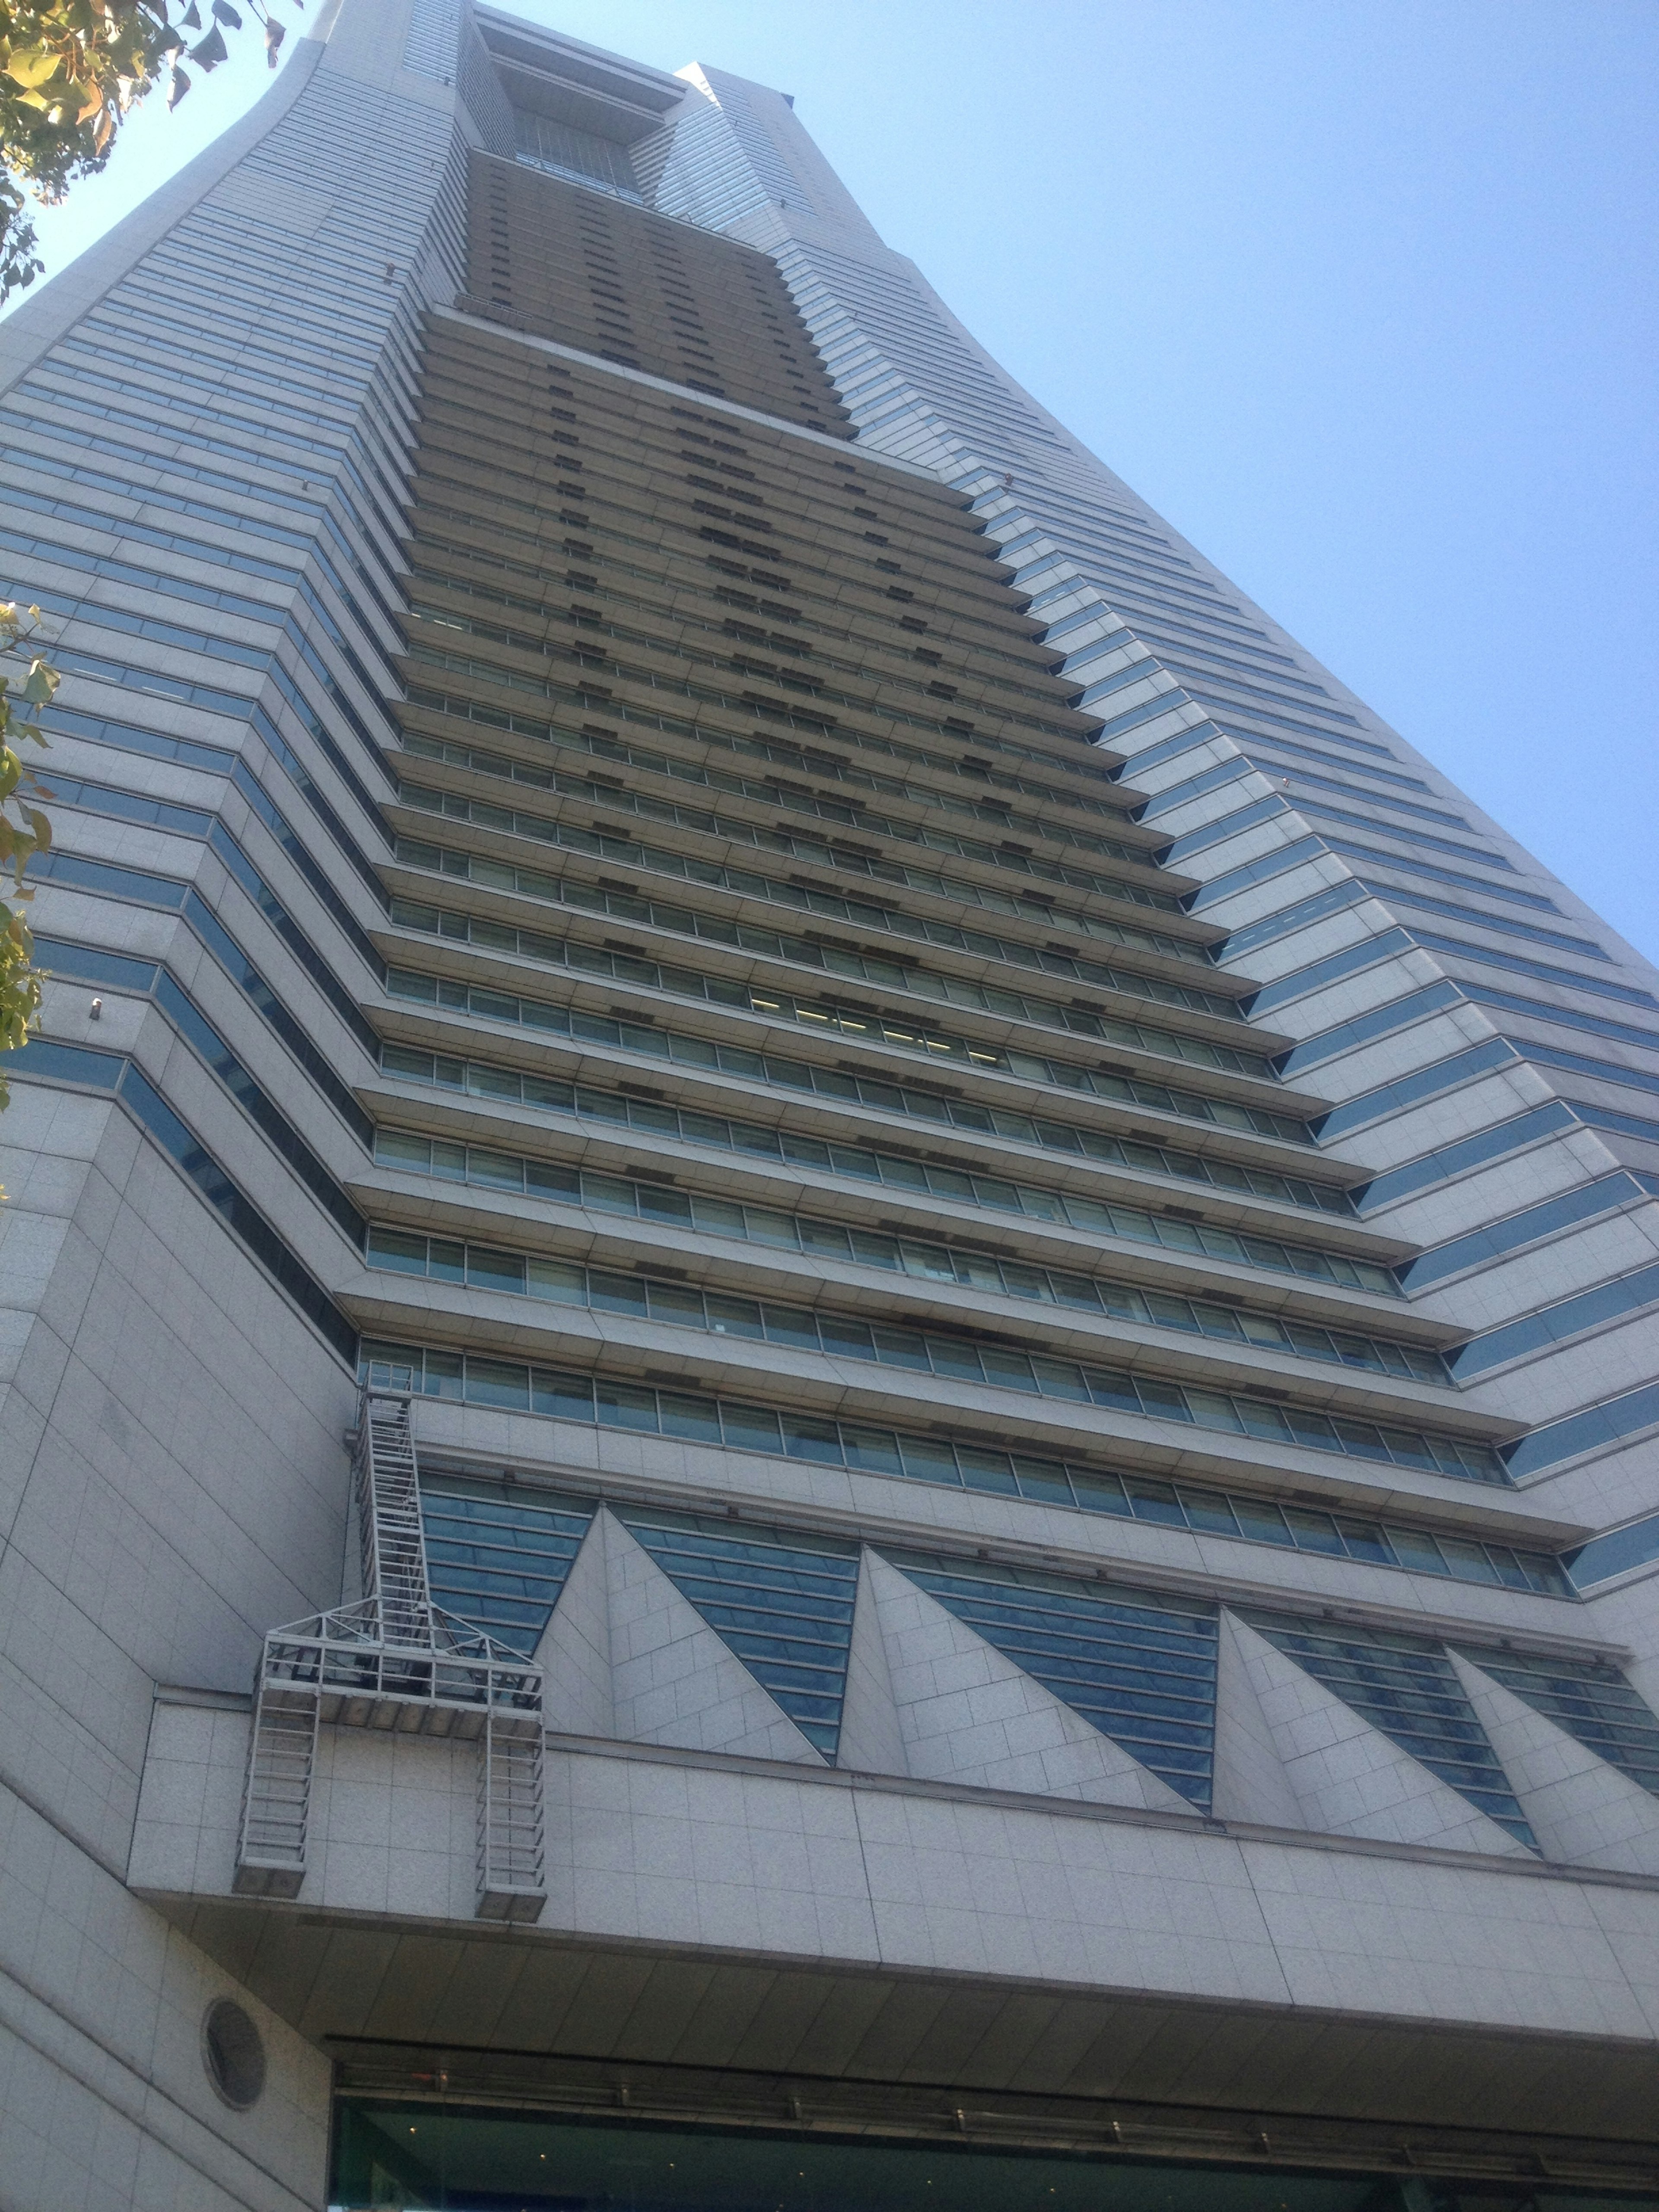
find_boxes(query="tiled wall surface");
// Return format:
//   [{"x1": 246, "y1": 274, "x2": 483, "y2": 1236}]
[{"x1": 0, "y1": 0, "x2": 1655, "y2": 2202}]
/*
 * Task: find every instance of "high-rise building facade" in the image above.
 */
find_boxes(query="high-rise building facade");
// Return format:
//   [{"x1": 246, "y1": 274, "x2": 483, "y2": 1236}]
[{"x1": 0, "y1": 2, "x2": 1656, "y2": 2204}]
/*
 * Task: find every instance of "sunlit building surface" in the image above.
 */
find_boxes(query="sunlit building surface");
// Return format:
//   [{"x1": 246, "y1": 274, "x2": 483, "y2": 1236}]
[{"x1": 0, "y1": 2, "x2": 1657, "y2": 2205}]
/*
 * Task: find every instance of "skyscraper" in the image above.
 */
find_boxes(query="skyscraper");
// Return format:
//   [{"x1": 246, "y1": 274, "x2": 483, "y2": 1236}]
[{"x1": 0, "y1": 0, "x2": 1656, "y2": 2203}]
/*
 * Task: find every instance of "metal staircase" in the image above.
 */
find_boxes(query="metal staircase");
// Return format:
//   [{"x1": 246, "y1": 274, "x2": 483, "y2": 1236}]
[{"x1": 233, "y1": 1387, "x2": 547, "y2": 1921}]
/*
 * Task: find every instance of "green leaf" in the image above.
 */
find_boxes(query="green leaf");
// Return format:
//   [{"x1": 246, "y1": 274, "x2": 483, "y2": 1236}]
[{"x1": 6, "y1": 48, "x2": 63, "y2": 88}]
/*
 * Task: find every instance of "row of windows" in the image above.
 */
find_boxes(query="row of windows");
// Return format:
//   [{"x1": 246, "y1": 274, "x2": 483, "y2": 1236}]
[
  {"x1": 1243, "y1": 925, "x2": 1416, "y2": 1018},
  {"x1": 390, "y1": 838, "x2": 1269, "y2": 1080},
  {"x1": 385, "y1": 899, "x2": 1284, "y2": 1112},
  {"x1": 1401, "y1": 1171, "x2": 1659, "y2": 1293},
  {"x1": 0, "y1": 515, "x2": 283, "y2": 627},
  {"x1": 404, "y1": 683, "x2": 1182, "y2": 913},
  {"x1": 59, "y1": 330, "x2": 354, "y2": 440},
  {"x1": 1274, "y1": 981, "x2": 1462, "y2": 1077},
  {"x1": 415, "y1": 414, "x2": 1078, "y2": 741},
  {"x1": 1356, "y1": 1103, "x2": 1575, "y2": 1215},
  {"x1": 12, "y1": 1039, "x2": 354, "y2": 1359},
  {"x1": 1239, "y1": 1612, "x2": 1534, "y2": 1845},
  {"x1": 6, "y1": 438, "x2": 314, "y2": 554},
  {"x1": 417, "y1": 457, "x2": 1082, "y2": 700},
  {"x1": 17, "y1": 369, "x2": 402, "y2": 568},
  {"x1": 399, "y1": 727, "x2": 1215, "y2": 971},
  {"x1": 33, "y1": 849, "x2": 375, "y2": 1137},
  {"x1": 395, "y1": 785, "x2": 1241, "y2": 1020},
  {"x1": 1184, "y1": 695, "x2": 1395, "y2": 760},
  {"x1": 362, "y1": 1228, "x2": 1503, "y2": 1483},
  {"x1": 376, "y1": 1044, "x2": 1375, "y2": 1290},
  {"x1": 1411, "y1": 928, "x2": 1640, "y2": 1001},
  {"x1": 39, "y1": 935, "x2": 363, "y2": 1241},
  {"x1": 420, "y1": 526, "x2": 1117, "y2": 800},
  {"x1": 409, "y1": 632, "x2": 1141, "y2": 874},
  {"x1": 416, "y1": 544, "x2": 1105, "y2": 749},
  {"x1": 1449, "y1": 1260, "x2": 1659, "y2": 1382},
  {"x1": 1464, "y1": 980, "x2": 1659, "y2": 1059},
  {"x1": 365, "y1": 1338, "x2": 1559, "y2": 1596},
  {"x1": 381, "y1": 954, "x2": 1320, "y2": 1164},
  {"x1": 371, "y1": 1128, "x2": 1425, "y2": 1376}
]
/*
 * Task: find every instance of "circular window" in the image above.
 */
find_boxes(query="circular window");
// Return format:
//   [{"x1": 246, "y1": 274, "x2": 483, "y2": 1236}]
[{"x1": 201, "y1": 1998, "x2": 266, "y2": 2110}]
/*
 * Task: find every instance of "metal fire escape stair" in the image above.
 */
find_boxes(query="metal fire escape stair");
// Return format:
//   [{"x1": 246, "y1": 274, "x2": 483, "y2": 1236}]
[{"x1": 233, "y1": 1387, "x2": 546, "y2": 1920}]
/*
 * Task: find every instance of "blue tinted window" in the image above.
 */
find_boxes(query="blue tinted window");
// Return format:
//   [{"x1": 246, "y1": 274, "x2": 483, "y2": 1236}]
[
  {"x1": 1455, "y1": 1647, "x2": 1659, "y2": 1796},
  {"x1": 1402, "y1": 1173, "x2": 1655, "y2": 1291},
  {"x1": 890, "y1": 1552, "x2": 1218, "y2": 1809},
  {"x1": 1565, "y1": 1512, "x2": 1659, "y2": 1589},
  {"x1": 1244, "y1": 929, "x2": 1412, "y2": 1017},
  {"x1": 1275, "y1": 982, "x2": 1461, "y2": 1076},
  {"x1": 617, "y1": 1510, "x2": 861, "y2": 1761},
  {"x1": 421, "y1": 1485, "x2": 594, "y2": 1655},
  {"x1": 1450, "y1": 1262, "x2": 1659, "y2": 1379},
  {"x1": 1504, "y1": 1379, "x2": 1659, "y2": 1479},
  {"x1": 1240, "y1": 1612, "x2": 1536, "y2": 1848},
  {"x1": 1357, "y1": 1103, "x2": 1576, "y2": 1214},
  {"x1": 1313, "y1": 1037, "x2": 1516, "y2": 1140}
]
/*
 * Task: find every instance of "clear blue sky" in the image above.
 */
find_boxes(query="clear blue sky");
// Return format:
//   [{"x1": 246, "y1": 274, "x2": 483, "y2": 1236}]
[{"x1": 10, "y1": 0, "x2": 1656, "y2": 963}]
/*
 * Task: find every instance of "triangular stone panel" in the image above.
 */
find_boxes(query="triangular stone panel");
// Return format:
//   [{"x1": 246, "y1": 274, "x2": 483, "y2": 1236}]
[
  {"x1": 612, "y1": 1507, "x2": 859, "y2": 1759},
  {"x1": 602, "y1": 1510, "x2": 825, "y2": 1764},
  {"x1": 833, "y1": 1548, "x2": 909, "y2": 1776},
  {"x1": 534, "y1": 1511, "x2": 614, "y2": 1739},
  {"x1": 1450, "y1": 1651, "x2": 1659, "y2": 1874},
  {"x1": 1228, "y1": 1617, "x2": 1532, "y2": 1856},
  {"x1": 864, "y1": 1553, "x2": 1189, "y2": 1809},
  {"x1": 1211, "y1": 1609, "x2": 1306, "y2": 1830}
]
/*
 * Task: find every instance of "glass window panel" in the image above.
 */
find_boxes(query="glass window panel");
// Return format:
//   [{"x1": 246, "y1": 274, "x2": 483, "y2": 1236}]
[
  {"x1": 464, "y1": 1358, "x2": 531, "y2": 1411},
  {"x1": 588, "y1": 1271, "x2": 648, "y2": 1317},
  {"x1": 1012, "y1": 1460, "x2": 1075, "y2": 1506},
  {"x1": 706, "y1": 1293, "x2": 766, "y2": 1341},
  {"x1": 1070, "y1": 1470, "x2": 1133, "y2": 1516},
  {"x1": 658, "y1": 1392, "x2": 723, "y2": 1444},
  {"x1": 1125, "y1": 1477, "x2": 1185, "y2": 1526},
  {"x1": 957, "y1": 1448, "x2": 1019, "y2": 1495},
  {"x1": 428, "y1": 1239, "x2": 466, "y2": 1284},
  {"x1": 595, "y1": 1381, "x2": 661, "y2": 1432},
  {"x1": 467, "y1": 1248, "x2": 527, "y2": 1294},
  {"x1": 1179, "y1": 1489, "x2": 1239, "y2": 1536},
  {"x1": 1230, "y1": 1495, "x2": 1294, "y2": 1546},
  {"x1": 762, "y1": 1303, "x2": 822, "y2": 1351},
  {"x1": 842, "y1": 1425, "x2": 904, "y2": 1476},
  {"x1": 1335, "y1": 1518, "x2": 1395, "y2": 1566},
  {"x1": 525, "y1": 1258, "x2": 585, "y2": 1304},
  {"x1": 719, "y1": 1403, "x2": 784, "y2": 1453},
  {"x1": 782, "y1": 1414, "x2": 845, "y2": 1464},
  {"x1": 1283, "y1": 1507, "x2": 1345, "y2": 1556},
  {"x1": 897, "y1": 1435, "x2": 963, "y2": 1485},
  {"x1": 646, "y1": 1282, "x2": 706, "y2": 1328},
  {"x1": 872, "y1": 1325, "x2": 932, "y2": 1371}
]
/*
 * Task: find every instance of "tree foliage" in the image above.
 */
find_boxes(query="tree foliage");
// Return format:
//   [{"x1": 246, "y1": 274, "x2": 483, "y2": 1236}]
[
  {"x1": 0, "y1": 0, "x2": 299, "y2": 298},
  {"x1": 0, "y1": 604, "x2": 55, "y2": 1106}
]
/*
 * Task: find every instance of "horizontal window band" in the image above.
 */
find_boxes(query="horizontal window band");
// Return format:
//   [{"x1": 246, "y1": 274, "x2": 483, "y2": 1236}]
[
  {"x1": 36, "y1": 935, "x2": 365, "y2": 1244},
  {"x1": 398, "y1": 728, "x2": 1215, "y2": 971},
  {"x1": 388, "y1": 840, "x2": 1271, "y2": 1078},
  {"x1": 1400, "y1": 1171, "x2": 1659, "y2": 1293},
  {"x1": 401, "y1": 684, "x2": 1183, "y2": 914},
  {"x1": 359, "y1": 1335, "x2": 1558, "y2": 1590},
  {"x1": 378, "y1": 1042, "x2": 1385, "y2": 1283},
  {"x1": 361, "y1": 1227, "x2": 1502, "y2": 1483},
  {"x1": 383, "y1": 956, "x2": 1317, "y2": 1157},
  {"x1": 371, "y1": 1125, "x2": 1433, "y2": 1379},
  {"x1": 1451, "y1": 1261, "x2": 1659, "y2": 1382},
  {"x1": 1503, "y1": 1371, "x2": 1659, "y2": 1478},
  {"x1": 394, "y1": 778, "x2": 1235, "y2": 1015},
  {"x1": 8, "y1": 1040, "x2": 355, "y2": 1361}
]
